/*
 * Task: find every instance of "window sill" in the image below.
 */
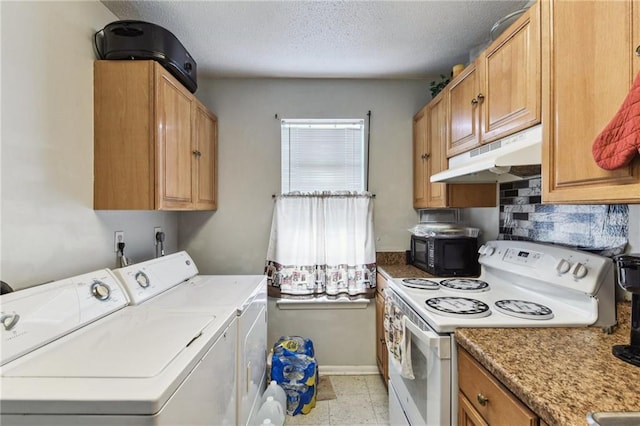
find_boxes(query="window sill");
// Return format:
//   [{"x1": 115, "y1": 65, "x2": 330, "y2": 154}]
[{"x1": 275, "y1": 296, "x2": 370, "y2": 310}]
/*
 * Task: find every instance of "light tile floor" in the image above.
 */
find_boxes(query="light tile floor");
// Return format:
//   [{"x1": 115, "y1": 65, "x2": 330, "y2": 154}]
[{"x1": 285, "y1": 374, "x2": 389, "y2": 426}]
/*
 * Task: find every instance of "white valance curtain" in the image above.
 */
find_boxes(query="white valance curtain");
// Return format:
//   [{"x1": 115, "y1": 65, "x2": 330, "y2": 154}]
[{"x1": 265, "y1": 191, "x2": 377, "y2": 299}]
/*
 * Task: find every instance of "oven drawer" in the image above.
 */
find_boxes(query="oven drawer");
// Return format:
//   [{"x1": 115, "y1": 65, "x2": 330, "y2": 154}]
[{"x1": 457, "y1": 346, "x2": 537, "y2": 426}]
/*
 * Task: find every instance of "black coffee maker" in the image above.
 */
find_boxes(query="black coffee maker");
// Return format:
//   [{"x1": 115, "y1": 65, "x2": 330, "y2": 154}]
[{"x1": 613, "y1": 254, "x2": 640, "y2": 367}]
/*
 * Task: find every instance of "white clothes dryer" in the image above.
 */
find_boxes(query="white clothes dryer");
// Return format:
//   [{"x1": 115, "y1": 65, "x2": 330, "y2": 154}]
[
  {"x1": 0, "y1": 269, "x2": 237, "y2": 425},
  {"x1": 114, "y1": 251, "x2": 268, "y2": 426}
]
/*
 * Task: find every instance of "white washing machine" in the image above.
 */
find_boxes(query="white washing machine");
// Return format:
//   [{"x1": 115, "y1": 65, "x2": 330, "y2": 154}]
[
  {"x1": 0, "y1": 269, "x2": 237, "y2": 425},
  {"x1": 113, "y1": 251, "x2": 268, "y2": 426}
]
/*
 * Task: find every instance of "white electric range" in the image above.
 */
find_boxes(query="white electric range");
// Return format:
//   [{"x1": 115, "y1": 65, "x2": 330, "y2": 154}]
[
  {"x1": 0, "y1": 269, "x2": 233, "y2": 425},
  {"x1": 113, "y1": 251, "x2": 267, "y2": 426},
  {"x1": 385, "y1": 239, "x2": 617, "y2": 426}
]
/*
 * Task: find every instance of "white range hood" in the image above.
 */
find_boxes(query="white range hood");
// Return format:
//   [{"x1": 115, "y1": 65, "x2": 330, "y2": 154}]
[{"x1": 430, "y1": 125, "x2": 542, "y2": 183}]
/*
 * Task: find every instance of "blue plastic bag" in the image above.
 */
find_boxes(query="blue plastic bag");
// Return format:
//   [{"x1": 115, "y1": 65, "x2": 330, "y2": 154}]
[
  {"x1": 270, "y1": 336, "x2": 317, "y2": 415},
  {"x1": 273, "y1": 336, "x2": 315, "y2": 357}
]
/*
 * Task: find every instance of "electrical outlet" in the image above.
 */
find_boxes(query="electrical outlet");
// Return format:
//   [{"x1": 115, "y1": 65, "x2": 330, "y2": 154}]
[
  {"x1": 114, "y1": 231, "x2": 124, "y2": 252},
  {"x1": 154, "y1": 227, "x2": 162, "y2": 246}
]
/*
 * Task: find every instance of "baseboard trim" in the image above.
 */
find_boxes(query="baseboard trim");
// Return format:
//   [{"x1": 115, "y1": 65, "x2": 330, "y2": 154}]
[{"x1": 318, "y1": 365, "x2": 380, "y2": 375}]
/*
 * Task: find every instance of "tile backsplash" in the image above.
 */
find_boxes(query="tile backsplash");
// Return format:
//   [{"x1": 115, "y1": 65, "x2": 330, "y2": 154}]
[{"x1": 499, "y1": 176, "x2": 629, "y2": 254}]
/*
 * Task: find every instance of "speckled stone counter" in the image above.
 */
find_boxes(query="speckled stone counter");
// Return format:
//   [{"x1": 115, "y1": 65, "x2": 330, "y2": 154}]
[
  {"x1": 376, "y1": 251, "x2": 408, "y2": 266},
  {"x1": 455, "y1": 303, "x2": 640, "y2": 426},
  {"x1": 377, "y1": 264, "x2": 435, "y2": 280}
]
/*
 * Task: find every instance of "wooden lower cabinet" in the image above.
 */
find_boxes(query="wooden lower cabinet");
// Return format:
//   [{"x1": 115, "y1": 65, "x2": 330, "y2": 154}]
[
  {"x1": 458, "y1": 391, "x2": 489, "y2": 426},
  {"x1": 458, "y1": 346, "x2": 538, "y2": 426},
  {"x1": 375, "y1": 272, "x2": 389, "y2": 386}
]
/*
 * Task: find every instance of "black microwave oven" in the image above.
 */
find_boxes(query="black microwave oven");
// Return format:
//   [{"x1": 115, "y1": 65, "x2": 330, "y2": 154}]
[{"x1": 410, "y1": 235, "x2": 480, "y2": 277}]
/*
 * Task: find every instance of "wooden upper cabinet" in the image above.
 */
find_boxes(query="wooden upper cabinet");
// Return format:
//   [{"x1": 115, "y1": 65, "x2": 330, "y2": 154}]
[
  {"x1": 426, "y1": 93, "x2": 449, "y2": 207},
  {"x1": 479, "y1": 1, "x2": 541, "y2": 143},
  {"x1": 156, "y1": 69, "x2": 196, "y2": 210},
  {"x1": 413, "y1": 105, "x2": 429, "y2": 207},
  {"x1": 193, "y1": 100, "x2": 218, "y2": 210},
  {"x1": 414, "y1": 93, "x2": 450, "y2": 208},
  {"x1": 447, "y1": 2, "x2": 541, "y2": 158},
  {"x1": 542, "y1": 0, "x2": 640, "y2": 203},
  {"x1": 447, "y1": 63, "x2": 481, "y2": 157},
  {"x1": 94, "y1": 60, "x2": 218, "y2": 210},
  {"x1": 414, "y1": 92, "x2": 496, "y2": 209}
]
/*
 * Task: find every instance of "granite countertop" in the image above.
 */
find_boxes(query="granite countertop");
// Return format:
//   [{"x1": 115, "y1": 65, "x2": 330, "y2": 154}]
[
  {"x1": 456, "y1": 303, "x2": 640, "y2": 426},
  {"x1": 377, "y1": 264, "x2": 435, "y2": 280}
]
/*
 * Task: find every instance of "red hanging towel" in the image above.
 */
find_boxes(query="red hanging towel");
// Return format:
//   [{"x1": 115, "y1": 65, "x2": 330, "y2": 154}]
[{"x1": 592, "y1": 71, "x2": 640, "y2": 170}]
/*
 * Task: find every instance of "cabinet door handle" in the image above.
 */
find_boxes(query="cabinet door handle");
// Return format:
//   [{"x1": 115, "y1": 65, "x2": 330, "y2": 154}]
[
  {"x1": 477, "y1": 393, "x2": 489, "y2": 406},
  {"x1": 477, "y1": 93, "x2": 485, "y2": 101},
  {"x1": 421, "y1": 153, "x2": 431, "y2": 160},
  {"x1": 471, "y1": 98, "x2": 478, "y2": 105},
  {"x1": 636, "y1": 45, "x2": 640, "y2": 56},
  {"x1": 192, "y1": 150, "x2": 202, "y2": 157}
]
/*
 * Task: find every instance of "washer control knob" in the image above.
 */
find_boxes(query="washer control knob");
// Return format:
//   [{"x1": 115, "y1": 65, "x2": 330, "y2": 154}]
[
  {"x1": 556, "y1": 259, "x2": 571, "y2": 274},
  {"x1": 572, "y1": 262, "x2": 588, "y2": 279},
  {"x1": 91, "y1": 281, "x2": 111, "y2": 300},
  {"x1": 0, "y1": 313, "x2": 20, "y2": 331},
  {"x1": 135, "y1": 271, "x2": 150, "y2": 288},
  {"x1": 478, "y1": 245, "x2": 487, "y2": 255},
  {"x1": 485, "y1": 246, "x2": 496, "y2": 256}
]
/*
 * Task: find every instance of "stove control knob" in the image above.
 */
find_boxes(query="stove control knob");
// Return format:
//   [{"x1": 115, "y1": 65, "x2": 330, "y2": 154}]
[
  {"x1": 485, "y1": 246, "x2": 496, "y2": 256},
  {"x1": 556, "y1": 259, "x2": 571, "y2": 274},
  {"x1": 572, "y1": 262, "x2": 588, "y2": 279},
  {"x1": 91, "y1": 281, "x2": 111, "y2": 301}
]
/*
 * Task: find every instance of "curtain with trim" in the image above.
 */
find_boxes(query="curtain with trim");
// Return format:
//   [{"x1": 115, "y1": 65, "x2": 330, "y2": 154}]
[{"x1": 265, "y1": 191, "x2": 376, "y2": 299}]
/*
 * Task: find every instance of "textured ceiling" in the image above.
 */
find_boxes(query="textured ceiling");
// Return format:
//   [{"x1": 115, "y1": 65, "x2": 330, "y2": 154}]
[{"x1": 100, "y1": 0, "x2": 531, "y2": 79}]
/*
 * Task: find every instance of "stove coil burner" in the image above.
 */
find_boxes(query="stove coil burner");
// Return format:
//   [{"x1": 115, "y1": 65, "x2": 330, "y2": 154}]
[
  {"x1": 425, "y1": 297, "x2": 491, "y2": 318},
  {"x1": 439, "y1": 278, "x2": 490, "y2": 293},
  {"x1": 494, "y1": 300, "x2": 554, "y2": 320},
  {"x1": 401, "y1": 278, "x2": 439, "y2": 290}
]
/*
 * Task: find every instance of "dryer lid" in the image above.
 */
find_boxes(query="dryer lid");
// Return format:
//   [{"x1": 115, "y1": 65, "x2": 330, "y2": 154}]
[
  {"x1": 150, "y1": 274, "x2": 266, "y2": 313},
  {"x1": 3, "y1": 310, "x2": 215, "y2": 378}
]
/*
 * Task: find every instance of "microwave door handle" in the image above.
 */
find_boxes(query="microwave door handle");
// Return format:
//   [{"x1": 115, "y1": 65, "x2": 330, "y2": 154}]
[{"x1": 403, "y1": 315, "x2": 451, "y2": 360}]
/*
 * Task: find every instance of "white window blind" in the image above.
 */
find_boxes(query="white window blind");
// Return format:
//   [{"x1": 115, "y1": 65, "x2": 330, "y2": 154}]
[{"x1": 281, "y1": 119, "x2": 366, "y2": 193}]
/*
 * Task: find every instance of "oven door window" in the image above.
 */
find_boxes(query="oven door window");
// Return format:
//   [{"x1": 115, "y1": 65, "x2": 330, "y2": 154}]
[{"x1": 388, "y1": 316, "x2": 451, "y2": 425}]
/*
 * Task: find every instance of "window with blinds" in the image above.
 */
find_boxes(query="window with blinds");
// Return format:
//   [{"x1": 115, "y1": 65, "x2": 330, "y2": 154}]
[{"x1": 281, "y1": 119, "x2": 366, "y2": 193}]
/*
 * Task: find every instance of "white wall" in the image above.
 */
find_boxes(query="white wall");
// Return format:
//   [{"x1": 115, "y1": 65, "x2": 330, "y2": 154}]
[
  {"x1": 267, "y1": 300, "x2": 377, "y2": 372},
  {"x1": 180, "y1": 78, "x2": 429, "y2": 370},
  {"x1": 1, "y1": 1, "x2": 178, "y2": 289},
  {"x1": 179, "y1": 78, "x2": 429, "y2": 275}
]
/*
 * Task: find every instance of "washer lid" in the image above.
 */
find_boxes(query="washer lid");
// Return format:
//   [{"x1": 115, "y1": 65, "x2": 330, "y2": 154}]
[{"x1": 4, "y1": 310, "x2": 215, "y2": 378}]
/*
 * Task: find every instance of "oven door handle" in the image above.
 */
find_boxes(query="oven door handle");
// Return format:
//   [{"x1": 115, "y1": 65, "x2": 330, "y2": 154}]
[{"x1": 403, "y1": 315, "x2": 451, "y2": 360}]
